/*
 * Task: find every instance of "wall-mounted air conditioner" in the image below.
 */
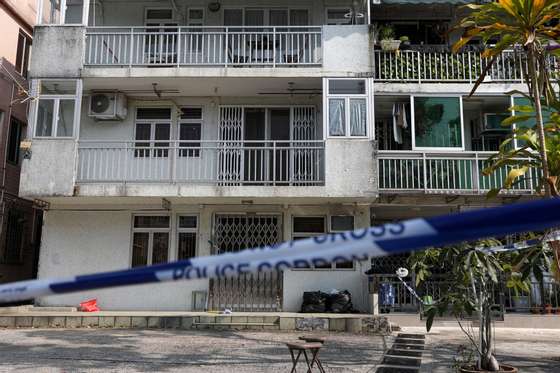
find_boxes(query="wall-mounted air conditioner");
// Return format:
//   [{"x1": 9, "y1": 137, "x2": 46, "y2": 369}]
[{"x1": 88, "y1": 92, "x2": 128, "y2": 120}]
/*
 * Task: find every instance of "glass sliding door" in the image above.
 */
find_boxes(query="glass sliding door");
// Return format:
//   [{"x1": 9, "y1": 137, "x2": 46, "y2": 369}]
[{"x1": 412, "y1": 96, "x2": 463, "y2": 150}]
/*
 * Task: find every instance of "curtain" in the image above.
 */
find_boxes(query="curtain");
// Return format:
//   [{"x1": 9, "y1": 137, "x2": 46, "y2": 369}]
[
  {"x1": 56, "y1": 99, "x2": 75, "y2": 137},
  {"x1": 350, "y1": 99, "x2": 366, "y2": 136},
  {"x1": 329, "y1": 98, "x2": 345, "y2": 136}
]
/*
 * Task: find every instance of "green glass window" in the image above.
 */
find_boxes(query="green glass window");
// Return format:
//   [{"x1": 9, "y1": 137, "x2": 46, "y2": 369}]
[
  {"x1": 413, "y1": 97, "x2": 462, "y2": 149},
  {"x1": 512, "y1": 97, "x2": 553, "y2": 148}
]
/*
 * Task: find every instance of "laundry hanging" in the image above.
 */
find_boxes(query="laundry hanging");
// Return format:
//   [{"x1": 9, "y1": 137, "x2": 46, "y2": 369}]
[{"x1": 392, "y1": 102, "x2": 408, "y2": 144}]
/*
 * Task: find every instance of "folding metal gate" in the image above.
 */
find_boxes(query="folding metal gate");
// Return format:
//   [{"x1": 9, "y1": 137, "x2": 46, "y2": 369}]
[{"x1": 208, "y1": 214, "x2": 283, "y2": 311}]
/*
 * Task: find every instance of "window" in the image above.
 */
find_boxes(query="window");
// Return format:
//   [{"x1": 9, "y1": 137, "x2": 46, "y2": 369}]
[
  {"x1": 326, "y1": 8, "x2": 365, "y2": 25},
  {"x1": 131, "y1": 215, "x2": 170, "y2": 267},
  {"x1": 292, "y1": 216, "x2": 326, "y2": 269},
  {"x1": 15, "y1": 31, "x2": 32, "y2": 78},
  {"x1": 34, "y1": 80, "x2": 80, "y2": 138},
  {"x1": 223, "y1": 8, "x2": 309, "y2": 26},
  {"x1": 412, "y1": 96, "x2": 463, "y2": 149},
  {"x1": 330, "y1": 216, "x2": 354, "y2": 269},
  {"x1": 134, "y1": 108, "x2": 172, "y2": 157},
  {"x1": 179, "y1": 107, "x2": 202, "y2": 157},
  {"x1": 177, "y1": 215, "x2": 198, "y2": 260},
  {"x1": 292, "y1": 215, "x2": 355, "y2": 270},
  {"x1": 327, "y1": 79, "x2": 368, "y2": 137},
  {"x1": 7, "y1": 117, "x2": 24, "y2": 165},
  {"x1": 187, "y1": 8, "x2": 204, "y2": 25},
  {"x1": 511, "y1": 96, "x2": 553, "y2": 148},
  {"x1": 3, "y1": 209, "x2": 25, "y2": 264}
]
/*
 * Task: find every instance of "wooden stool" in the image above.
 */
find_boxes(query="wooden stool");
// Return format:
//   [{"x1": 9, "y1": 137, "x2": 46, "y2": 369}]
[{"x1": 286, "y1": 342, "x2": 325, "y2": 373}]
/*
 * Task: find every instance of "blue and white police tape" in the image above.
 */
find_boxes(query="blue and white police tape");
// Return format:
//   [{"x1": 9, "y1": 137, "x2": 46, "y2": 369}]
[{"x1": 1, "y1": 198, "x2": 560, "y2": 304}]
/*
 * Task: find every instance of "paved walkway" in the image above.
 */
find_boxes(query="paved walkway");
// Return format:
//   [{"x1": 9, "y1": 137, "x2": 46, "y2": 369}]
[
  {"x1": 0, "y1": 327, "x2": 559, "y2": 372},
  {"x1": 0, "y1": 329, "x2": 389, "y2": 372}
]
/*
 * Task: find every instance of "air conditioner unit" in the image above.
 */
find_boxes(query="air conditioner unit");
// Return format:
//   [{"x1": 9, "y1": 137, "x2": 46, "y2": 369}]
[
  {"x1": 372, "y1": 0, "x2": 381, "y2": 4},
  {"x1": 88, "y1": 92, "x2": 127, "y2": 120}
]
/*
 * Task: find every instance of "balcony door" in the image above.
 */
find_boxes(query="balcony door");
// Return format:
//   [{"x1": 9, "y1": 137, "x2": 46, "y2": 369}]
[
  {"x1": 144, "y1": 8, "x2": 178, "y2": 64},
  {"x1": 218, "y1": 106, "x2": 317, "y2": 185}
]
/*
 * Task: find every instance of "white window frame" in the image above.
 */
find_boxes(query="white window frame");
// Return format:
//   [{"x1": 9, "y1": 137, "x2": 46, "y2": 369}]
[
  {"x1": 130, "y1": 214, "x2": 171, "y2": 267},
  {"x1": 187, "y1": 8, "x2": 205, "y2": 26},
  {"x1": 36, "y1": 0, "x2": 90, "y2": 25},
  {"x1": 178, "y1": 106, "x2": 203, "y2": 158},
  {"x1": 325, "y1": 78, "x2": 370, "y2": 139},
  {"x1": 329, "y1": 215, "x2": 355, "y2": 270},
  {"x1": 410, "y1": 94, "x2": 465, "y2": 151},
  {"x1": 144, "y1": 7, "x2": 176, "y2": 25},
  {"x1": 221, "y1": 7, "x2": 311, "y2": 26},
  {"x1": 32, "y1": 79, "x2": 82, "y2": 139},
  {"x1": 134, "y1": 107, "x2": 173, "y2": 145},
  {"x1": 176, "y1": 214, "x2": 199, "y2": 260},
  {"x1": 291, "y1": 215, "x2": 356, "y2": 271},
  {"x1": 325, "y1": 7, "x2": 365, "y2": 25}
]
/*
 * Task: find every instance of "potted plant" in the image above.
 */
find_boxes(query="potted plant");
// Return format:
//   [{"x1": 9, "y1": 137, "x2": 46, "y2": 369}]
[
  {"x1": 409, "y1": 240, "x2": 523, "y2": 372},
  {"x1": 379, "y1": 24, "x2": 401, "y2": 51},
  {"x1": 399, "y1": 36, "x2": 411, "y2": 50}
]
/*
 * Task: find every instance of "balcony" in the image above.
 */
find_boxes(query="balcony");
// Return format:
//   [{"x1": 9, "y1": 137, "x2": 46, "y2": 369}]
[
  {"x1": 84, "y1": 26, "x2": 323, "y2": 68},
  {"x1": 77, "y1": 140, "x2": 325, "y2": 186},
  {"x1": 377, "y1": 151, "x2": 538, "y2": 195},
  {"x1": 373, "y1": 48, "x2": 558, "y2": 83}
]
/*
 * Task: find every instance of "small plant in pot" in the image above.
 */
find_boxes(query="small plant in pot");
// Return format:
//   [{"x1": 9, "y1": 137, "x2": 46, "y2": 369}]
[
  {"x1": 399, "y1": 36, "x2": 411, "y2": 50},
  {"x1": 379, "y1": 24, "x2": 401, "y2": 51}
]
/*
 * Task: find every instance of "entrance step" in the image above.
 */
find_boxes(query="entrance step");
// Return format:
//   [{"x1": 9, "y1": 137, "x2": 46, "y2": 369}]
[{"x1": 0, "y1": 314, "x2": 394, "y2": 334}]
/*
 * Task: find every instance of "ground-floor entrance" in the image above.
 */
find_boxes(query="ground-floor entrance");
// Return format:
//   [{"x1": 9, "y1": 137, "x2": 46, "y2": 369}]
[{"x1": 208, "y1": 214, "x2": 283, "y2": 311}]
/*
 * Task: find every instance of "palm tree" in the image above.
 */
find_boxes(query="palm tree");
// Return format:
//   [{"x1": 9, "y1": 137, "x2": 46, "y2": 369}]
[{"x1": 452, "y1": 0, "x2": 560, "y2": 196}]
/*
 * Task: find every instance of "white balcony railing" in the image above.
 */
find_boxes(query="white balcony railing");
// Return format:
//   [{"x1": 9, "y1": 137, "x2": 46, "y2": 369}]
[
  {"x1": 77, "y1": 140, "x2": 325, "y2": 185},
  {"x1": 374, "y1": 49, "x2": 558, "y2": 83},
  {"x1": 85, "y1": 26, "x2": 323, "y2": 67},
  {"x1": 378, "y1": 151, "x2": 538, "y2": 194}
]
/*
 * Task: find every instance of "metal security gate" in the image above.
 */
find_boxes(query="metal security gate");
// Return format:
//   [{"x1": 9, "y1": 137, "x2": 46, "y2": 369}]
[
  {"x1": 291, "y1": 106, "x2": 319, "y2": 183},
  {"x1": 208, "y1": 214, "x2": 283, "y2": 311}
]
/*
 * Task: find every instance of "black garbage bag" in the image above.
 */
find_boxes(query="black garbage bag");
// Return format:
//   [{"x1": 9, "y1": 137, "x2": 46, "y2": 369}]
[
  {"x1": 328, "y1": 290, "x2": 353, "y2": 313},
  {"x1": 301, "y1": 291, "x2": 328, "y2": 313}
]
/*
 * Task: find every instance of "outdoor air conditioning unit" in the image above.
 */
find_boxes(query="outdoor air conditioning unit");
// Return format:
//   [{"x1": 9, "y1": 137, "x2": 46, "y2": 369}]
[
  {"x1": 372, "y1": 0, "x2": 381, "y2": 4},
  {"x1": 88, "y1": 92, "x2": 128, "y2": 120}
]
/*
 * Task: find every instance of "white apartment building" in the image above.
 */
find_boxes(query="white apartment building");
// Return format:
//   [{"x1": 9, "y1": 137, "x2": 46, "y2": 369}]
[{"x1": 20, "y1": 0, "x2": 548, "y2": 312}]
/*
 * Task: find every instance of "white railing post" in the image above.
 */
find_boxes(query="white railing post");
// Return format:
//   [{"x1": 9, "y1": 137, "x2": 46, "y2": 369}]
[
  {"x1": 124, "y1": 142, "x2": 129, "y2": 183},
  {"x1": 225, "y1": 27, "x2": 229, "y2": 68},
  {"x1": 474, "y1": 153, "x2": 480, "y2": 193},
  {"x1": 128, "y1": 28, "x2": 134, "y2": 67},
  {"x1": 417, "y1": 51, "x2": 421, "y2": 83},
  {"x1": 176, "y1": 28, "x2": 181, "y2": 68},
  {"x1": 422, "y1": 153, "x2": 428, "y2": 193},
  {"x1": 272, "y1": 27, "x2": 276, "y2": 68}
]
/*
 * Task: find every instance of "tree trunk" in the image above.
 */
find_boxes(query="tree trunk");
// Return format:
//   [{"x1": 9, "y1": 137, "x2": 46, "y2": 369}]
[{"x1": 527, "y1": 43, "x2": 551, "y2": 198}]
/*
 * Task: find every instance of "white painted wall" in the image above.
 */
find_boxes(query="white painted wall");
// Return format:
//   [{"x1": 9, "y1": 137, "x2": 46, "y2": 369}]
[{"x1": 37, "y1": 203, "x2": 371, "y2": 312}]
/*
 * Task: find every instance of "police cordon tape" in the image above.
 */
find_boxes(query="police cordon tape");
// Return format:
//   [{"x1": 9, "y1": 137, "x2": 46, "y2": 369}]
[{"x1": 1, "y1": 198, "x2": 560, "y2": 304}]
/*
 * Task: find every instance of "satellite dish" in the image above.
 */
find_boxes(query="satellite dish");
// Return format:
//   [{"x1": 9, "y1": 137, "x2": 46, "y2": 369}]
[{"x1": 91, "y1": 94, "x2": 111, "y2": 114}]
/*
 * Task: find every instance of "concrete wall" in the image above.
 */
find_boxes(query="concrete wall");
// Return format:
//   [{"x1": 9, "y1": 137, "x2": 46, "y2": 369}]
[
  {"x1": 19, "y1": 139, "x2": 77, "y2": 197},
  {"x1": 37, "y1": 203, "x2": 371, "y2": 312},
  {"x1": 323, "y1": 25, "x2": 372, "y2": 74},
  {"x1": 324, "y1": 139, "x2": 377, "y2": 198},
  {"x1": 29, "y1": 26, "x2": 85, "y2": 78}
]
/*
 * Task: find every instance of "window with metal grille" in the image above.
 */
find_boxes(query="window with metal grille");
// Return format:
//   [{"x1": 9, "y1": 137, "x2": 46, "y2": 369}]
[
  {"x1": 3, "y1": 209, "x2": 25, "y2": 264},
  {"x1": 131, "y1": 215, "x2": 170, "y2": 267},
  {"x1": 177, "y1": 215, "x2": 198, "y2": 260}
]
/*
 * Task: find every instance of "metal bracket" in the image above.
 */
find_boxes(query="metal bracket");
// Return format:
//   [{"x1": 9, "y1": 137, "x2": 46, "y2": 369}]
[
  {"x1": 162, "y1": 198, "x2": 171, "y2": 210},
  {"x1": 445, "y1": 195, "x2": 460, "y2": 204}
]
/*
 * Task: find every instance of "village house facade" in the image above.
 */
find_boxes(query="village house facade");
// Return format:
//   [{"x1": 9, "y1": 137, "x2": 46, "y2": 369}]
[
  {"x1": 20, "y1": 0, "x2": 552, "y2": 313},
  {"x1": 0, "y1": 0, "x2": 42, "y2": 287}
]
